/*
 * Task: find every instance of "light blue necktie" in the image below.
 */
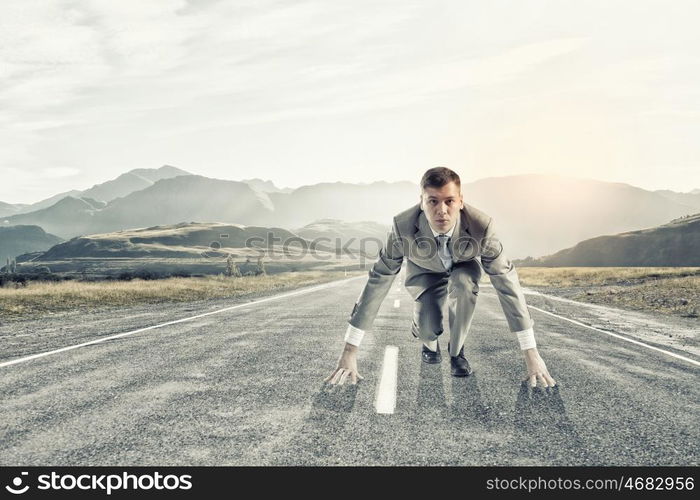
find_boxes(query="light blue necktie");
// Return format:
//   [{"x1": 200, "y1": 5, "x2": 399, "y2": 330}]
[{"x1": 437, "y1": 234, "x2": 452, "y2": 271}]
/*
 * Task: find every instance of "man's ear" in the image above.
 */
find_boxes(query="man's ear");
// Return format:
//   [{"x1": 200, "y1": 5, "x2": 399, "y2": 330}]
[{"x1": 459, "y1": 193, "x2": 464, "y2": 209}]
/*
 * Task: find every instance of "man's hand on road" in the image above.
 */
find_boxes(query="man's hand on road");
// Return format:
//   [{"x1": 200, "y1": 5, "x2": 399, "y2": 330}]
[
  {"x1": 523, "y1": 348, "x2": 556, "y2": 388},
  {"x1": 324, "y1": 343, "x2": 364, "y2": 385}
]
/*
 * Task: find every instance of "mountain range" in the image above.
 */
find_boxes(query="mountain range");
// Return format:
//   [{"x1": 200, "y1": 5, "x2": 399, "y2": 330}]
[
  {"x1": 0, "y1": 165, "x2": 190, "y2": 218},
  {"x1": 460, "y1": 175, "x2": 699, "y2": 258},
  {"x1": 1, "y1": 168, "x2": 698, "y2": 259}
]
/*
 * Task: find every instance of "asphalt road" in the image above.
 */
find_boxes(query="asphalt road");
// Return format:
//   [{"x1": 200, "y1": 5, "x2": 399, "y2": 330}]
[{"x1": 0, "y1": 271, "x2": 698, "y2": 466}]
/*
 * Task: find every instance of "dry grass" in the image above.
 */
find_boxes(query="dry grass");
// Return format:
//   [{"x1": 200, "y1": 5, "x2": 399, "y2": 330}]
[
  {"x1": 516, "y1": 267, "x2": 700, "y2": 287},
  {"x1": 516, "y1": 267, "x2": 700, "y2": 318},
  {"x1": 0, "y1": 271, "x2": 358, "y2": 319}
]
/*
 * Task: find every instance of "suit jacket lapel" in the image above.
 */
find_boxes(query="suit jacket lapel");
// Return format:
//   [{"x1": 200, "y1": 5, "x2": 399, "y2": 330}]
[
  {"x1": 449, "y1": 208, "x2": 478, "y2": 262},
  {"x1": 413, "y1": 211, "x2": 447, "y2": 272}
]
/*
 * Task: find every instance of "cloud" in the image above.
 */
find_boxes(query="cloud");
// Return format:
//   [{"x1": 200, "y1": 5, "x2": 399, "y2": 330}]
[
  {"x1": 0, "y1": 1, "x2": 410, "y2": 121},
  {"x1": 0, "y1": 0, "x2": 698, "y2": 201},
  {"x1": 134, "y1": 36, "x2": 589, "y2": 137},
  {"x1": 0, "y1": 0, "x2": 586, "y2": 131}
]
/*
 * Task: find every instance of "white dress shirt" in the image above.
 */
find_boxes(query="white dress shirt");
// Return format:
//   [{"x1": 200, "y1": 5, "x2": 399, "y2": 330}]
[
  {"x1": 344, "y1": 219, "x2": 536, "y2": 350},
  {"x1": 429, "y1": 221, "x2": 457, "y2": 239}
]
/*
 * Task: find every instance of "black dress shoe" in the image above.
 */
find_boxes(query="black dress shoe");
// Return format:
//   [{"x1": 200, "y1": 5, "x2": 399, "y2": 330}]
[
  {"x1": 421, "y1": 342, "x2": 442, "y2": 364},
  {"x1": 448, "y1": 344, "x2": 473, "y2": 377}
]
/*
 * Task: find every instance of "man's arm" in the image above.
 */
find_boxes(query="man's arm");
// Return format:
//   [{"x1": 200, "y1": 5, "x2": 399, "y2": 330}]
[
  {"x1": 347, "y1": 217, "x2": 405, "y2": 331},
  {"x1": 480, "y1": 220, "x2": 534, "y2": 335},
  {"x1": 480, "y1": 220, "x2": 556, "y2": 388},
  {"x1": 325, "y1": 218, "x2": 405, "y2": 385}
]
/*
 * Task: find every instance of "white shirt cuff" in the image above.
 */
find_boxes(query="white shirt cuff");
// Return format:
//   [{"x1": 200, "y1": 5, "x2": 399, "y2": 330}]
[
  {"x1": 344, "y1": 324, "x2": 365, "y2": 347},
  {"x1": 515, "y1": 327, "x2": 536, "y2": 350}
]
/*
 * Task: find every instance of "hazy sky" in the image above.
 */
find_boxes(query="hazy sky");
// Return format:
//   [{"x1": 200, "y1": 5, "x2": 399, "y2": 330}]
[{"x1": 1, "y1": 0, "x2": 699, "y2": 203}]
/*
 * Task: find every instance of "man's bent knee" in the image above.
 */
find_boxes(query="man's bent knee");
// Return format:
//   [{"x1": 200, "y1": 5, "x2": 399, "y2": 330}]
[
  {"x1": 449, "y1": 264, "x2": 481, "y2": 291},
  {"x1": 448, "y1": 274, "x2": 479, "y2": 297}
]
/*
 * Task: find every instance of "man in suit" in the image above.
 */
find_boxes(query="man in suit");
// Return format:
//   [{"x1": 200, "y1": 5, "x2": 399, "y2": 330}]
[{"x1": 325, "y1": 167, "x2": 556, "y2": 387}]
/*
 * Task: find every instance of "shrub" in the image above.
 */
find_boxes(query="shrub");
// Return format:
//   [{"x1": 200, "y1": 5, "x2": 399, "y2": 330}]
[
  {"x1": 225, "y1": 255, "x2": 242, "y2": 277},
  {"x1": 134, "y1": 269, "x2": 161, "y2": 280}
]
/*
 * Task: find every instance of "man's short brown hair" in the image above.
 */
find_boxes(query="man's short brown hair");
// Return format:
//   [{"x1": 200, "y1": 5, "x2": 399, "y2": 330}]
[{"x1": 420, "y1": 167, "x2": 461, "y2": 190}]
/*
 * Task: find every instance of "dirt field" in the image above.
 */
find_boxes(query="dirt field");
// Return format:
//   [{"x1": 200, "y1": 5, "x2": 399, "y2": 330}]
[
  {"x1": 4, "y1": 266, "x2": 698, "y2": 321},
  {"x1": 0, "y1": 271, "x2": 362, "y2": 320},
  {"x1": 516, "y1": 267, "x2": 700, "y2": 319}
]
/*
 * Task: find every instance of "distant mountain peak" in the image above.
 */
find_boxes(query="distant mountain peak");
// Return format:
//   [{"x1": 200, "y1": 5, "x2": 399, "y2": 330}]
[
  {"x1": 52, "y1": 196, "x2": 96, "y2": 209},
  {"x1": 242, "y1": 178, "x2": 292, "y2": 194},
  {"x1": 77, "y1": 165, "x2": 193, "y2": 203},
  {"x1": 127, "y1": 165, "x2": 191, "y2": 180}
]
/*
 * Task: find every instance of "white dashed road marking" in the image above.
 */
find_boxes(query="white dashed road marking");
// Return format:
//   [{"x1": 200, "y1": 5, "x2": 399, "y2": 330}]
[{"x1": 375, "y1": 346, "x2": 399, "y2": 414}]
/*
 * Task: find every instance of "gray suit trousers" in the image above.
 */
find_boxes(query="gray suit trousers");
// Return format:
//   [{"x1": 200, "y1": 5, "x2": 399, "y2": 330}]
[{"x1": 410, "y1": 259, "x2": 482, "y2": 357}]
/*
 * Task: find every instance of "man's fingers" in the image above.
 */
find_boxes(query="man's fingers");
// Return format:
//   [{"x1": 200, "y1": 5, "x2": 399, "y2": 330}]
[
  {"x1": 324, "y1": 369, "x2": 338, "y2": 383},
  {"x1": 326, "y1": 367, "x2": 364, "y2": 386},
  {"x1": 330, "y1": 369, "x2": 344, "y2": 385},
  {"x1": 523, "y1": 370, "x2": 557, "y2": 390}
]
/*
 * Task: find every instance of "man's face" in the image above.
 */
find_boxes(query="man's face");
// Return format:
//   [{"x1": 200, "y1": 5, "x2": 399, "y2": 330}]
[{"x1": 420, "y1": 181, "x2": 464, "y2": 233}]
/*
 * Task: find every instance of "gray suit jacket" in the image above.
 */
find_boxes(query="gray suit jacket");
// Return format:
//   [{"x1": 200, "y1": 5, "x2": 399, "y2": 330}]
[{"x1": 348, "y1": 202, "x2": 534, "y2": 333}]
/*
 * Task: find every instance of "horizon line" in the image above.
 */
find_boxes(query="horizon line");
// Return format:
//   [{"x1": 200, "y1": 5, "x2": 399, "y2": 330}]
[{"x1": 2, "y1": 168, "x2": 698, "y2": 206}]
